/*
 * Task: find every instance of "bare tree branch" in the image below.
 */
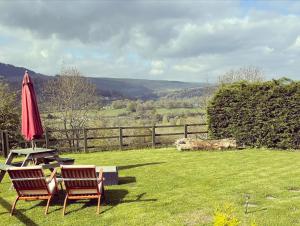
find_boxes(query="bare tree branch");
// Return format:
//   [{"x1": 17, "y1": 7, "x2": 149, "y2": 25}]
[{"x1": 218, "y1": 66, "x2": 264, "y2": 85}]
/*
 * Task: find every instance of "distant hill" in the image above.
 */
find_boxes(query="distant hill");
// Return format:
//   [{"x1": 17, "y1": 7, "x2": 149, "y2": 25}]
[
  {"x1": 0, "y1": 62, "x2": 206, "y2": 100},
  {"x1": 158, "y1": 87, "x2": 212, "y2": 99}
]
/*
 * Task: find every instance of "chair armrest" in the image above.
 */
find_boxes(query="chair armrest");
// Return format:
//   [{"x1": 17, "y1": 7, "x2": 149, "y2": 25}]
[
  {"x1": 47, "y1": 168, "x2": 57, "y2": 183},
  {"x1": 97, "y1": 168, "x2": 104, "y2": 183}
]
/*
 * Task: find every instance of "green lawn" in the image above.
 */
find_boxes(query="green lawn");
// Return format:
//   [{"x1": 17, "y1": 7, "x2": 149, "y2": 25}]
[{"x1": 1, "y1": 148, "x2": 300, "y2": 225}]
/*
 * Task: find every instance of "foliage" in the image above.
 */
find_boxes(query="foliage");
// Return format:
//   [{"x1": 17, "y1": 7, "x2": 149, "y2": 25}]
[
  {"x1": 0, "y1": 81, "x2": 20, "y2": 132},
  {"x1": 111, "y1": 100, "x2": 127, "y2": 109},
  {"x1": 126, "y1": 101, "x2": 137, "y2": 112},
  {"x1": 207, "y1": 79, "x2": 300, "y2": 149},
  {"x1": 251, "y1": 221, "x2": 258, "y2": 226},
  {"x1": 214, "y1": 203, "x2": 240, "y2": 226}
]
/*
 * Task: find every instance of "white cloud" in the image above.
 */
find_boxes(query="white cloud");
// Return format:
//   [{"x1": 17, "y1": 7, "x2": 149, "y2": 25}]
[
  {"x1": 149, "y1": 60, "x2": 165, "y2": 75},
  {"x1": 263, "y1": 46, "x2": 274, "y2": 54},
  {"x1": 289, "y1": 36, "x2": 300, "y2": 50},
  {"x1": 0, "y1": 1, "x2": 299, "y2": 82},
  {"x1": 173, "y1": 62, "x2": 206, "y2": 73}
]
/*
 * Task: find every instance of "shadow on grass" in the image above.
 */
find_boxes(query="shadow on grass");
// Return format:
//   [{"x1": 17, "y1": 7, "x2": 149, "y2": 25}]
[
  {"x1": 246, "y1": 207, "x2": 267, "y2": 214},
  {"x1": 118, "y1": 176, "x2": 136, "y2": 185},
  {"x1": 12, "y1": 191, "x2": 65, "y2": 214},
  {"x1": 118, "y1": 162, "x2": 165, "y2": 170},
  {"x1": 1, "y1": 177, "x2": 154, "y2": 217},
  {"x1": 66, "y1": 190, "x2": 157, "y2": 215},
  {"x1": 0, "y1": 197, "x2": 38, "y2": 226}
]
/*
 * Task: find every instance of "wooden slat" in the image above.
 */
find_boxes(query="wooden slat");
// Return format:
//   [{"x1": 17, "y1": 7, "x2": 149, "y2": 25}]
[
  {"x1": 122, "y1": 134, "x2": 151, "y2": 138},
  {"x1": 86, "y1": 136, "x2": 119, "y2": 140},
  {"x1": 155, "y1": 124, "x2": 183, "y2": 128},
  {"x1": 121, "y1": 126, "x2": 153, "y2": 129},
  {"x1": 187, "y1": 131, "x2": 208, "y2": 134},
  {"x1": 86, "y1": 127, "x2": 120, "y2": 131},
  {"x1": 156, "y1": 132, "x2": 184, "y2": 136}
]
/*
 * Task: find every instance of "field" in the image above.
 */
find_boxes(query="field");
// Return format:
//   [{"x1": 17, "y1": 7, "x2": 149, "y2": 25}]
[
  {"x1": 42, "y1": 107, "x2": 205, "y2": 129},
  {"x1": 1, "y1": 148, "x2": 300, "y2": 225}
]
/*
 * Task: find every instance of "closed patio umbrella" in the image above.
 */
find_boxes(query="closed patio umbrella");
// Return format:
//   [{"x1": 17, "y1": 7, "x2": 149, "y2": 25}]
[{"x1": 21, "y1": 70, "x2": 43, "y2": 148}]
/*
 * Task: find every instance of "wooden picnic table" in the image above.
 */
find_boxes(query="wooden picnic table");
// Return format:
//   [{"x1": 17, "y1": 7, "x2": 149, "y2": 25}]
[{"x1": 0, "y1": 148, "x2": 74, "y2": 183}]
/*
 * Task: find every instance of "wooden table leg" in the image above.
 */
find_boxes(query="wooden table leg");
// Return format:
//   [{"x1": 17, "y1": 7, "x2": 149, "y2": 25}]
[
  {"x1": 0, "y1": 152, "x2": 16, "y2": 183},
  {"x1": 5, "y1": 152, "x2": 15, "y2": 165},
  {"x1": 0, "y1": 170, "x2": 6, "y2": 183},
  {"x1": 21, "y1": 154, "x2": 31, "y2": 167}
]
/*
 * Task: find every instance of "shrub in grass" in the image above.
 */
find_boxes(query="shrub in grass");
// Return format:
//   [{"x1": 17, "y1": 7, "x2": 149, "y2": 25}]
[
  {"x1": 214, "y1": 203, "x2": 240, "y2": 226},
  {"x1": 207, "y1": 79, "x2": 300, "y2": 149}
]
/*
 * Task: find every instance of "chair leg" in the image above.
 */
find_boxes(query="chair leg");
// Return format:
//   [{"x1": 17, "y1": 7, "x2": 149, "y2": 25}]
[
  {"x1": 97, "y1": 195, "x2": 101, "y2": 214},
  {"x1": 45, "y1": 196, "x2": 52, "y2": 215},
  {"x1": 63, "y1": 195, "x2": 68, "y2": 216},
  {"x1": 11, "y1": 196, "x2": 19, "y2": 216},
  {"x1": 101, "y1": 184, "x2": 105, "y2": 203}
]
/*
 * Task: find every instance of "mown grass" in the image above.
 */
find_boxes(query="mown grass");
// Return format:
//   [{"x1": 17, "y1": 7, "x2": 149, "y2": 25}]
[{"x1": 1, "y1": 148, "x2": 300, "y2": 225}]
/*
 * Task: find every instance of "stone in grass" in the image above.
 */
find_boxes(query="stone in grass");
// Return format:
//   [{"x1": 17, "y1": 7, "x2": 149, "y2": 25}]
[
  {"x1": 287, "y1": 187, "x2": 300, "y2": 192},
  {"x1": 266, "y1": 195, "x2": 277, "y2": 200},
  {"x1": 175, "y1": 138, "x2": 237, "y2": 151},
  {"x1": 245, "y1": 203, "x2": 258, "y2": 208}
]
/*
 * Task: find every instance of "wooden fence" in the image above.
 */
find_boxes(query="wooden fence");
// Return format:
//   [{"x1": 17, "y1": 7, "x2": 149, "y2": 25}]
[
  {"x1": 0, "y1": 131, "x2": 9, "y2": 157},
  {"x1": 0, "y1": 123, "x2": 208, "y2": 156}
]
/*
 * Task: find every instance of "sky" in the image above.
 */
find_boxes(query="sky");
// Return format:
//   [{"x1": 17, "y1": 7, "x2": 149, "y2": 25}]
[{"x1": 0, "y1": 0, "x2": 300, "y2": 82}]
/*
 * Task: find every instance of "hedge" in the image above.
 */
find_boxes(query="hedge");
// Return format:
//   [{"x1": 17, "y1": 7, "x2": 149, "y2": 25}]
[{"x1": 207, "y1": 79, "x2": 300, "y2": 149}]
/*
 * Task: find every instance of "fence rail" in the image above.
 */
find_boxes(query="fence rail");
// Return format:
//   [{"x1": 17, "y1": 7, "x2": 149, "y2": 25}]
[{"x1": 0, "y1": 123, "x2": 208, "y2": 156}]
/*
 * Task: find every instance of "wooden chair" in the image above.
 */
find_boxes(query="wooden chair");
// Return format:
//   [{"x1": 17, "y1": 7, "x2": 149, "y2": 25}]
[
  {"x1": 7, "y1": 166, "x2": 58, "y2": 215},
  {"x1": 61, "y1": 165, "x2": 104, "y2": 216}
]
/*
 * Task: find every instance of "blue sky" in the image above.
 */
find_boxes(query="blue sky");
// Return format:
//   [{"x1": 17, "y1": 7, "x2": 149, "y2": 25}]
[{"x1": 0, "y1": 0, "x2": 299, "y2": 82}]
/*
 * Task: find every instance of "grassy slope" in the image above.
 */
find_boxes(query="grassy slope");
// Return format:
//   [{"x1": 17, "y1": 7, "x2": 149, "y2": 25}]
[
  {"x1": 1, "y1": 148, "x2": 300, "y2": 225},
  {"x1": 43, "y1": 108, "x2": 204, "y2": 128}
]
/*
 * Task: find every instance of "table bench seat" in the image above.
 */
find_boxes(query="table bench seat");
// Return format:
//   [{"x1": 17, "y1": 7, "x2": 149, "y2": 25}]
[
  {"x1": 40, "y1": 162, "x2": 61, "y2": 169},
  {"x1": 44, "y1": 157, "x2": 75, "y2": 165},
  {"x1": 10, "y1": 161, "x2": 24, "y2": 167}
]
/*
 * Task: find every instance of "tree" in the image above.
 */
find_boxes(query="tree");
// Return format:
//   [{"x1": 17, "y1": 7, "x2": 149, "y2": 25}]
[
  {"x1": 0, "y1": 81, "x2": 20, "y2": 132},
  {"x1": 111, "y1": 100, "x2": 127, "y2": 109},
  {"x1": 218, "y1": 66, "x2": 264, "y2": 84},
  {"x1": 127, "y1": 101, "x2": 137, "y2": 112},
  {"x1": 43, "y1": 68, "x2": 97, "y2": 150}
]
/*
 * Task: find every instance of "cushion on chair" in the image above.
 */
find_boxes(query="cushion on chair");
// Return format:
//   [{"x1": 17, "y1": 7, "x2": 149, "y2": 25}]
[
  {"x1": 47, "y1": 178, "x2": 56, "y2": 194},
  {"x1": 68, "y1": 182, "x2": 103, "y2": 195},
  {"x1": 19, "y1": 189, "x2": 48, "y2": 195}
]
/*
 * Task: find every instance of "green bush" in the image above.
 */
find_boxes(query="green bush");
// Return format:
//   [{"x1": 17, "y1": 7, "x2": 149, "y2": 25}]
[
  {"x1": 214, "y1": 203, "x2": 240, "y2": 226},
  {"x1": 207, "y1": 79, "x2": 300, "y2": 149}
]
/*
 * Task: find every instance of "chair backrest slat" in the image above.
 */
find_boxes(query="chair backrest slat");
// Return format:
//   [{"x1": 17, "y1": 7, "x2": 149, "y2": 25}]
[
  {"x1": 8, "y1": 167, "x2": 49, "y2": 195},
  {"x1": 61, "y1": 165, "x2": 98, "y2": 191}
]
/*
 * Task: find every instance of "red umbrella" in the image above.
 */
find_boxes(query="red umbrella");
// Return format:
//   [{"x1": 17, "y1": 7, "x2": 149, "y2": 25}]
[{"x1": 21, "y1": 71, "x2": 43, "y2": 146}]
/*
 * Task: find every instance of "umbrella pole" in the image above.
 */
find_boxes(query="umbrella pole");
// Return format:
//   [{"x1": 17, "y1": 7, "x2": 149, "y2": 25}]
[{"x1": 31, "y1": 140, "x2": 35, "y2": 150}]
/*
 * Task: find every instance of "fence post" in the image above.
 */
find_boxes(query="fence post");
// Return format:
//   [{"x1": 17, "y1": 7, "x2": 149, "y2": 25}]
[
  {"x1": 184, "y1": 124, "x2": 188, "y2": 138},
  {"x1": 73, "y1": 129, "x2": 78, "y2": 152},
  {"x1": 119, "y1": 127, "x2": 123, "y2": 150},
  {"x1": 152, "y1": 126, "x2": 156, "y2": 148},
  {"x1": 45, "y1": 128, "x2": 49, "y2": 148},
  {"x1": 1, "y1": 131, "x2": 5, "y2": 157},
  {"x1": 5, "y1": 131, "x2": 9, "y2": 157},
  {"x1": 83, "y1": 128, "x2": 88, "y2": 153}
]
